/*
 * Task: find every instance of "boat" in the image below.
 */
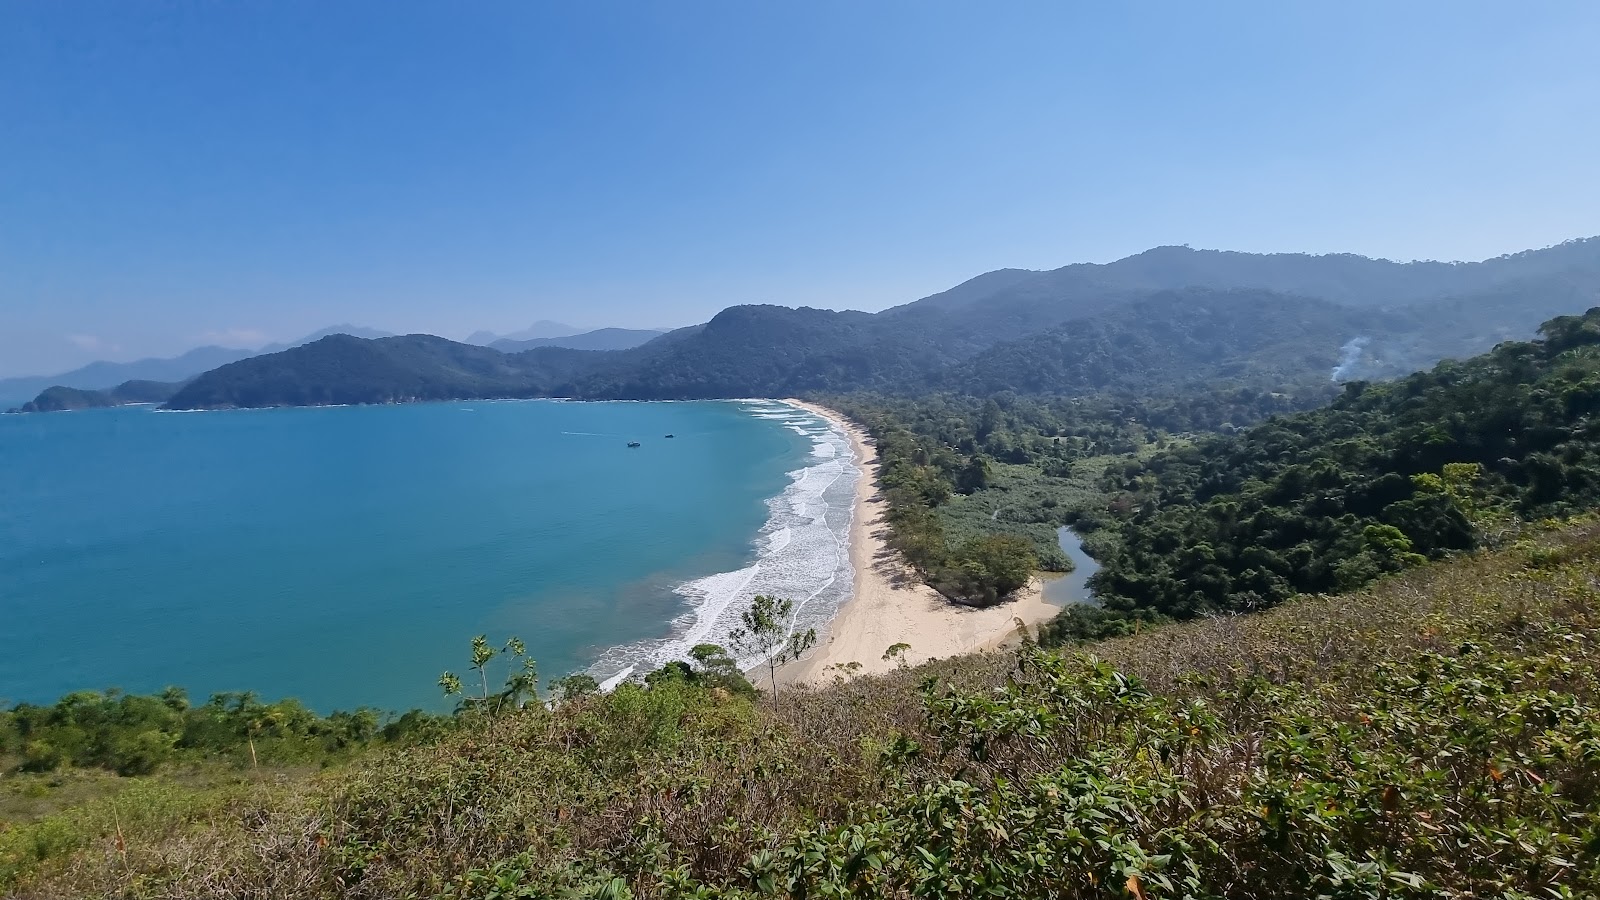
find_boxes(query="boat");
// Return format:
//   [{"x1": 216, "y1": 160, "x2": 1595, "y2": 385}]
[
  {"x1": 627, "y1": 441, "x2": 641, "y2": 448},
  {"x1": 664, "y1": 433, "x2": 675, "y2": 438}
]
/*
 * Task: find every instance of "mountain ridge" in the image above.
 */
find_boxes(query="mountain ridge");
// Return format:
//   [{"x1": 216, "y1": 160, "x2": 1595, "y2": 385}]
[{"x1": 160, "y1": 236, "x2": 1600, "y2": 410}]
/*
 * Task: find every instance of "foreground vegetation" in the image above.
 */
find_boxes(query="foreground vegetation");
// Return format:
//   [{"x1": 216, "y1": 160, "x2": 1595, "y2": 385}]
[
  {"x1": 0, "y1": 691, "x2": 441, "y2": 780},
  {"x1": 5, "y1": 519, "x2": 1598, "y2": 898}
]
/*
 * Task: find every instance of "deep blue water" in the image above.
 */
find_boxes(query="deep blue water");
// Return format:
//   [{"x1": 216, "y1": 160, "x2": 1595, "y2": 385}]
[{"x1": 0, "y1": 400, "x2": 851, "y2": 713}]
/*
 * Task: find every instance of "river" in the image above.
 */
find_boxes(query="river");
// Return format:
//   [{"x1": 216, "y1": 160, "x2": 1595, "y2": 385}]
[{"x1": 1043, "y1": 526, "x2": 1100, "y2": 607}]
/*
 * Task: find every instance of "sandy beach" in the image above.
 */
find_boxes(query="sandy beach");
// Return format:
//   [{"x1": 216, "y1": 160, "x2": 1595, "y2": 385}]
[{"x1": 779, "y1": 399, "x2": 1062, "y2": 684}]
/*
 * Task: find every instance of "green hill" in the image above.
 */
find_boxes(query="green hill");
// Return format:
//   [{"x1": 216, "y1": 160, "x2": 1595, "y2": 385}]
[
  {"x1": 14, "y1": 379, "x2": 185, "y2": 413},
  {"x1": 163, "y1": 334, "x2": 602, "y2": 409},
  {"x1": 1088, "y1": 307, "x2": 1600, "y2": 623}
]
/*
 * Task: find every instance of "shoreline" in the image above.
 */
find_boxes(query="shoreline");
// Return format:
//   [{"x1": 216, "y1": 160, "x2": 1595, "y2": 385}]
[{"x1": 778, "y1": 399, "x2": 1063, "y2": 684}]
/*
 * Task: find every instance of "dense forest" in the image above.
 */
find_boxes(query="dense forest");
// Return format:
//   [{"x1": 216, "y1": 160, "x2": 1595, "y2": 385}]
[
  {"x1": 1082, "y1": 309, "x2": 1600, "y2": 626},
  {"x1": 10, "y1": 379, "x2": 183, "y2": 413}
]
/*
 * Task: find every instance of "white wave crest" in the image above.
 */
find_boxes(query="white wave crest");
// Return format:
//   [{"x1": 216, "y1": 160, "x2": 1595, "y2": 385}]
[{"x1": 587, "y1": 400, "x2": 858, "y2": 683}]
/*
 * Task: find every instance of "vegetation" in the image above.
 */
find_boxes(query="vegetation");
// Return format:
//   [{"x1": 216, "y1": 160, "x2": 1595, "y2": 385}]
[
  {"x1": 0, "y1": 688, "x2": 441, "y2": 778},
  {"x1": 728, "y1": 595, "x2": 817, "y2": 704},
  {"x1": 12, "y1": 379, "x2": 183, "y2": 414},
  {"x1": 161, "y1": 239, "x2": 1600, "y2": 410},
  {"x1": 5, "y1": 519, "x2": 1598, "y2": 898},
  {"x1": 1084, "y1": 308, "x2": 1600, "y2": 630},
  {"x1": 16, "y1": 241, "x2": 1600, "y2": 896}
]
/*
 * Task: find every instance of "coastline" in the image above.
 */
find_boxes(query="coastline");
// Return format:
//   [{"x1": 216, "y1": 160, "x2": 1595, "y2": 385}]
[{"x1": 778, "y1": 399, "x2": 1062, "y2": 684}]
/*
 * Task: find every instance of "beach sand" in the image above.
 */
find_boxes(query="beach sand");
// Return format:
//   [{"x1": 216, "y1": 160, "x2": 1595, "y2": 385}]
[{"x1": 778, "y1": 399, "x2": 1062, "y2": 684}]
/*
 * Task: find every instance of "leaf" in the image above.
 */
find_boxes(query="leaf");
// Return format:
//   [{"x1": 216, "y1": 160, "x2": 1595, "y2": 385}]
[{"x1": 1126, "y1": 874, "x2": 1147, "y2": 900}]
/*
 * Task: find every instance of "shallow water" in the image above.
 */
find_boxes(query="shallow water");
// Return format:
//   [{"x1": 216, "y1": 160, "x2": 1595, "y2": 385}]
[
  {"x1": 1043, "y1": 527, "x2": 1100, "y2": 606},
  {"x1": 0, "y1": 400, "x2": 849, "y2": 712}
]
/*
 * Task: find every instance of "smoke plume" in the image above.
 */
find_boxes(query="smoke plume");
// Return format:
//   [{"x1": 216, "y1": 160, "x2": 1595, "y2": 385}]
[{"x1": 1331, "y1": 336, "x2": 1370, "y2": 382}]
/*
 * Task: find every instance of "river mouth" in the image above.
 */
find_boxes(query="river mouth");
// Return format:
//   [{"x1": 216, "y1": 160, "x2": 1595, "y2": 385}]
[{"x1": 1043, "y1": 527, "x2": 1100, "y2": 607}]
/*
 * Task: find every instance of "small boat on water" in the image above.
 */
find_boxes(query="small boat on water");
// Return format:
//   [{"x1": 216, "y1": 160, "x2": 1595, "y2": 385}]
[
  {"x1": 664, "y1": 433, "x2": 675, "y2": 438},
  {"x1": 627, "y1": 441, "x2": 641, "y2": 448}
]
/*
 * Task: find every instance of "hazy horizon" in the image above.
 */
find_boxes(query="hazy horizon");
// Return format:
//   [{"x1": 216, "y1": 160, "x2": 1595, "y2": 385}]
[{"x1": 5, "y1": 1, "x2": 1599, "y2": 377}]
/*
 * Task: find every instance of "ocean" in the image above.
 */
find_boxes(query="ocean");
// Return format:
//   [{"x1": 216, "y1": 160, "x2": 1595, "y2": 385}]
[{"x1": 0, "y1": 400, "x2": 857, "y2": 712}]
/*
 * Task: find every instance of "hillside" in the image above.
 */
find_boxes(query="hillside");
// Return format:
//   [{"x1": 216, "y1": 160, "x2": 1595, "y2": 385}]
[
  {"x1": 151, "y1": 238, "x2": 1600, "y2": 411},
  {"x1": 6, "y1": 519, "x2": 1596, "y2": 898},
  {"x1": 0, "y1": 326, "x2": 395, "y2": 411},
  {"x1": 1087, "y1": 307, "x2": 1600, "y2": 624},
  {"x1": 164, "y1": 334, "x2": 603, "y2": 409},
  {"x1": 889, "y1": 235, "x2": 1600, "y2": 314},
  {"x1": 0, "y1": 347, "x2": 251, "y2": 410},
  {"x1": 932, "y1": 288, "x2": 1383, "y2": 396},
  {"x1": 12, "y1": 380, "x2": 185, "y2": 413}
]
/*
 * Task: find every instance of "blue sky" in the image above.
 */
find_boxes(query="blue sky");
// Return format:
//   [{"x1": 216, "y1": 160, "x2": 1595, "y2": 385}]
[{"x1": 2, "y1": 2, "x2": 1598, "y2": 376}]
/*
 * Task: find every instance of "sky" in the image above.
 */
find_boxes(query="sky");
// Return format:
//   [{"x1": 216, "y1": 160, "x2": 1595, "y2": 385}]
[{"x1": 2, "y1": 2, "x2": 1599, "y2": 377}]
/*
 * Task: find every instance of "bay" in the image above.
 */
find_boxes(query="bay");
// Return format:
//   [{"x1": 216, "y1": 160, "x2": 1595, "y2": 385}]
[{"x1": 0, "y1": 400, "x2": 840, "y2": 713}]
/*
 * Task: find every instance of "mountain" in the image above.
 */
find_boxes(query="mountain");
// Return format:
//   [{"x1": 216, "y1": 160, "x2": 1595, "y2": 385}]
[
  {"x1": 0, "y1": 346, "x2": 252, "y2": 409},
  {"x1": 157, "y1": 238, "x2": 1600, "y2": 410},
  {"x1": 489, "y1": 327, "x2": 667, "y2": 353},
  {"x1": 12, "y1": 379, "x2": 185, "y2": 413},
  {"x1": 889, "y1": 236, "x2": 1600, "y2": 316},
  {"x1": 256, "y1": 324, "x2": 393, "y2": 355},
  {"x1": 163, "y1": 334, "x2": 607, "y2": 409},
  {"x1": 0, "y1": 325, "x2": 394, "y2": 409},
  {"x1": 930, "y1": 289, "x2": 1389, "y2": 396},
  {"x1": 465, "y1": 320, "x2": 581, "y2": 345}
]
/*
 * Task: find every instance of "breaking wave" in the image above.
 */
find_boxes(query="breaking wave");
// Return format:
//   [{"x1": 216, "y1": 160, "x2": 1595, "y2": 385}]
[{"x1": 590, "y1": 400, "x2": 858, "y2": 689}]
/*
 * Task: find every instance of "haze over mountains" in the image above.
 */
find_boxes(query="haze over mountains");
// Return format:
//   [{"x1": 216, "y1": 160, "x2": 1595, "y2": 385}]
[
  {"x1": 463, "y1": 320, "x2": 581, "y2": 346},
  {"x1": 0, "y1": 325, "x2": 394, "y2": 409},
  {"x1": 13, "y1": 237, "x2": 1600, "y2": 414},
  {"x1": 487, "y1": 328, "x2": 668, "y2": 354},
  {"x1": 0, "y1": 325, "x2": 668, "y2": 410}
]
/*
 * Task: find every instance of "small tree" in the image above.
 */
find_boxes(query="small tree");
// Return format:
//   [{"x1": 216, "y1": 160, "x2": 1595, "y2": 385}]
[
  {"x1": 550, "y1": 673, "x2": 600, "y2": 702},
  {"x1": 729, "y1": 595, "x2": 816, "y2": 707},
  {"x1": 440, "y1": 635, "x2": 539, "y2": 715}
]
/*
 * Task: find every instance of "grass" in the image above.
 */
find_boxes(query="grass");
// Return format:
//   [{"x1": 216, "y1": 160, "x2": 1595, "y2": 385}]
[
  {"x1": 6, "y1": 519, "x2": 1600, "y2": 898},
  {"x1": 939, "y1": 452, "x2": 1129, "y2": 571}
]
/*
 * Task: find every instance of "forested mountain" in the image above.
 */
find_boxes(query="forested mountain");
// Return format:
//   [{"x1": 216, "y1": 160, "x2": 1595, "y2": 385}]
[
  {"x1": 0, "y1": 325, "x2": 393, "y2": 409},
  {"x1": 10, "y1": 379, "x2": 184, "y2": 413},
  {"x1": 932, "y1": 289, "x2": 1382, "y2": 396},
  {"x1": 157, "y1": 238, "x2": 1600, "y2": 410},
  {"x1": 890, "y1": 236, "x2": 1600, "y2": 314},
  {"x1": 1088, "y1": 308, "x2": 1600, "y2": 622},
  {"x1": 164, "y1": 335, "x2": 598, "y2": 409},
  {"x1": 0, "y1": 346, "x2": 251, "y2": 409}
]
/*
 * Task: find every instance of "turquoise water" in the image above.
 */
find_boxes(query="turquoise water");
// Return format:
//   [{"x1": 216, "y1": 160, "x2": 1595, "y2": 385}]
[{"x1": 0, "y1": 400, "x2": 855, "y2": 712}]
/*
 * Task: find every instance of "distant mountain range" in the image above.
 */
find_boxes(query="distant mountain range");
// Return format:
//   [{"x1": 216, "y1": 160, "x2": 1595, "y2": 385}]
[
  {"x1": 464, "y1": 320, "x2": 581, "y2": 345},
  {"x1": 17, "y1": 237, "x2": 1600, "y2": 414},
  {"x1": 0, "y1": 325, "x2": 392, "y2": 409},
  {"x1": 488, "y1": 328, "x2": 668, "y2": 353}
]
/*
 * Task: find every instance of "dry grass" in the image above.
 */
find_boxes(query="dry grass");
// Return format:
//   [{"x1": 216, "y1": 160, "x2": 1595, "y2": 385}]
[{"x1": 7, "y1": 519, "x2": 1599, "y2": 898}]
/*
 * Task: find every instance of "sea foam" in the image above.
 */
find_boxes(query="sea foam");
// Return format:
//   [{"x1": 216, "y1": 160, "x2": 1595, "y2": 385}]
[{"x1": 592, "y1": 400, "x2": 858, "y2": 688}]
